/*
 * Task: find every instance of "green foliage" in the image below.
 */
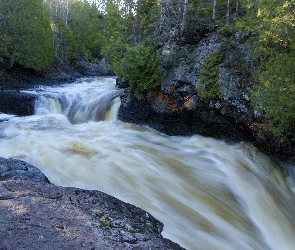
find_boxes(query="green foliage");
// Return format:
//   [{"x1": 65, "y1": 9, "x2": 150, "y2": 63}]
[
  {"x1": 0, "y1": 34, "x2": 10, "y2": 63},
  {"x1": 100, "y1": 1, "x2": 126, "y2": 70},
  {"x1": 0, "y1": 0, "x2": 54, "y2": 70},
  {"x1": 218, "y1": 24, "x2": 232, "y2": 36},
  {"x1": 136, "y1": 0, "x2": 160, "y2": 39},
  {"x1": 101, "y1": 0, "x2": 163, "y2": 91},
  {"x1": 68, "y1": 1, "x2": 104, "y2": 62},
  {"x1": 102, "y1": 1, "x2": 126, "y2": 43},
  {"x1": 197, "y1": 49, "x2": 225, "y2": 101},
  {"x1": 192, "y1": 1, "x2": 212, "y2": 20},
  {"x1": 236, "y1": 0, "x2": 295, "y2": 133},
  {"x1": 101, "y1": 37, "x2": 126, "y2": 71},
  {"x1": 51, "y1": 19, "x2": 75, "y2": 63},
  {"x1": 113, "y1": 43, "x2": 163, "y2": 91},
  {"x1": 251, "y1": 50, "x2": 295, "y2": 134}
]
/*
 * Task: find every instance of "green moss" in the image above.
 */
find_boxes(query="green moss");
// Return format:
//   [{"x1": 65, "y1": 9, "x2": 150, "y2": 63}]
[
  {"x1": 100, "y1": 216, "x2": 110, "y2": 228},
  {"x1": 197, "y1": 49, "x2": 225, "y2": 101}
]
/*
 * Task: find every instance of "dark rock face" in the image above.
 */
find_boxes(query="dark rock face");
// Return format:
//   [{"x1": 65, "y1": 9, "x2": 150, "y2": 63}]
[
  {"x1": 118, "y1": 92, "x2": 253, "y2": 142},
  {"x1": 0, "y1": 158, "x2": 183, "y2": 250},
  {"x1": 74, "y1": 59, "x2": 113, "y2": 77},
  {"x1": 0, "y1": 91, "x2": 35, "y2": 116},
  {"x1": 118, "y1": 31, "x2": 255, "y2": 142}
]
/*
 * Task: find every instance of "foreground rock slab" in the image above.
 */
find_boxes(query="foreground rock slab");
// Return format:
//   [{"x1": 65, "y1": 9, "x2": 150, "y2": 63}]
[
  {"x1": 0, "y1": 180, "x2": 183, "y2": 250},
  {"x1": 0, "y1": 158, "x2": 184, "y2": 250}
]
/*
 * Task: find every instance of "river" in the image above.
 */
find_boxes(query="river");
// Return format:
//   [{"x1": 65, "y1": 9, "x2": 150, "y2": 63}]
[{"x1": 0, "y1": 77, "x2": 295, "y2": 250}]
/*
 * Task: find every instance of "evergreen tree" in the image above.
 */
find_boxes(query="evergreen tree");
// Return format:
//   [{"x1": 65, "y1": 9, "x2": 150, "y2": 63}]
[
  {"x1": 113, "y1": 43, "x2": 163, "y2": 91},
  {"x1": 237, "y1": 0, "x2": 295, "y2": 133},
  {"x1": 101, "y1": 1, "x2": 126, "y2": 69},
  {"x1": 136, "y1": 0, "x2": 160, "y2": 39},
  {"x1": 0, "y1": 0, "x2": 54, "y2": 70},
  {"x1": 68, "y1": 1, "x2": 104, "y2": 62}
]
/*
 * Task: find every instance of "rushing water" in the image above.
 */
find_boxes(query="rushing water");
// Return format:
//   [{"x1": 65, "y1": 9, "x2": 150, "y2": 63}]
[{"x1": 1, "y1": 77, "x2": 295, "y2": 249}]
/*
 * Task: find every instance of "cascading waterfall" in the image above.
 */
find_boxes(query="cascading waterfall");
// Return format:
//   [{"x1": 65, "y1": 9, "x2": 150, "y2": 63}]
[
  {"x1": 0, "y1": 77, "x2": 295, "y2": 250},
  {"x1": 25, "y1": 77, "x2": 123, "y2": 123}
]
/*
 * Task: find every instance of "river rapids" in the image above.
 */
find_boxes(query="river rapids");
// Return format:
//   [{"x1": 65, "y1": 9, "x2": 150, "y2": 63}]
[{"x1": 0, "y1": 77, "x2": 295, "y2": 250}]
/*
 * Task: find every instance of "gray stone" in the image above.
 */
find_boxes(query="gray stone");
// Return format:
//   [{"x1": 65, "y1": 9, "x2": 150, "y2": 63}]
[
  {"x1": 0, "y1": 157, "x2": 49, "y2": 183},
  {"x1": 0, "y1": 180, "x2": 183, "y2": 250}
]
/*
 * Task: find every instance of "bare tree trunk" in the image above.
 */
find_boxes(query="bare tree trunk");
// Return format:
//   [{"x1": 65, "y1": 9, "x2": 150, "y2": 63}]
[
  {"x1": 65, "y1": 0, "x2": 69, "y2": 26},
  {"x1": 55, "y1": 0, "x2": 59, "y2": 16},
  {"x1": 226, "y1": 0, "x2": 230, "y2": 24},
  {"x1": 159, "y1": 0, "x2": 165, "y2": 32},
  {"x1": 212, "y1": 0, "x2": 217, "y2": 20},
  {"x1": 180, "y1": 0, "x2": 188, "y2": 34}
]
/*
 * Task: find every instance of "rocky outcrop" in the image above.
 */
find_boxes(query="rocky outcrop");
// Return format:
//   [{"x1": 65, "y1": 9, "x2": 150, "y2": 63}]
[
  {"x1": 74, "y1": 59, "x2": 113, "y2": 77},
  {"x1": 118, "y1": 31, "x2": 255, "y2": 140},
  {"x1": 118, "y1": 88, "x2": 253, "y2": 141},
  {"x1": 0, "y1": 157, "x2": 183, "y2": 249},
  {"x1": 0, "y1": 158, "x2": 49, "y2": 182},
  {"x1": 0, "y1": 90, "x2": 35, "y2": 116},
  {"x1": 117, "y1": 30, "x2": 295, "y2": 163}
]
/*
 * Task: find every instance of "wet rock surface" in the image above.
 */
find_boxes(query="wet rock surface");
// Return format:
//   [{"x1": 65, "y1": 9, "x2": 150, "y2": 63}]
[
  {"x1": 118, "y1": 97, "x2": 253, "y2": 142},
  {"x1": 74, "y1": 59, "x2": 113, "y2": 77},
  {"x1": 0, "y1": 90, "x2": 35, "y2": 116},
  {"x1": 0, "y1": 158, "x2": 184, "y2": 250},
  {"x1": 0, "y1": 158, "x2": 49, "y2": 183}
]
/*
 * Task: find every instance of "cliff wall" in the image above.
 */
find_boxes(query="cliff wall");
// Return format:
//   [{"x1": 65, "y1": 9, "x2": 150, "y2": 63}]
[{"x1": 117, "y1": 28, "x2": 295, "y2": 164}]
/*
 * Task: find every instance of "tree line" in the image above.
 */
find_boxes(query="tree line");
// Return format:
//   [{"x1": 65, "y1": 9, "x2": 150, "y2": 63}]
[
  {"x1": 0, "y1": 0, "x2": 104, "y2": 70},
  {"x1": 0, "y1": 0, "x2": 244, "y2": 72}
]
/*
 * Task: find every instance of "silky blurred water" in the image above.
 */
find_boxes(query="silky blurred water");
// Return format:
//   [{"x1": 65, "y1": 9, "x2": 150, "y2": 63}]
[{"x1": 1, "y1": 77, "x2": 295, "y2": 250}]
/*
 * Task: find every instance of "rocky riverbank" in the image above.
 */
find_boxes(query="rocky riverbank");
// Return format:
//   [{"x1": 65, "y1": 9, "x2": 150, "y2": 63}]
[
  {"x1": 0, "y1": 61, "x2": 113, "y2": 116},
  {"x1": 0, "y1": 158, "x2": 183, "y2": 250},
  {"x1": 116, "y1": 29, "x2": 295, "y2": 165},
  {"x1": 0, "y1": 60, "x2": 112, "y2": 90}
]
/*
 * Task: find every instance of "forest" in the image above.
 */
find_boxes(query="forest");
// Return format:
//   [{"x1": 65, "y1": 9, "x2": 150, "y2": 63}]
[{"x1": 0, "y1": 0, "x2": 295, "y2": 134}]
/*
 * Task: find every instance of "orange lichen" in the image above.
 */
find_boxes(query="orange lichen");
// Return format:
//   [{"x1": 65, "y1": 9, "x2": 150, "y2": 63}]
[{"x1": 184, "y1": 96, "x2": 194, "y2": 110}]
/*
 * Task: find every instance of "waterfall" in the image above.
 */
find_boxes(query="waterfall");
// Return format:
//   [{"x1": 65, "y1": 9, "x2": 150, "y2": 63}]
[
  {"x1": 25, "y1": 77, "x2": 123, "y2": 123},
  {"x1": 1, "y1": 77, "x2": 295, "y2": 250}
]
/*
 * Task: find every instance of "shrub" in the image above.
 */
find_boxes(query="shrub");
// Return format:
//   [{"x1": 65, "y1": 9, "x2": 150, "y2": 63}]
[
  {"x1": 113, "y1": 43, "x2": 163, "y2": 91},
  {"x1": 196, "y1": 49, "x2": 225, "y2": 100}
]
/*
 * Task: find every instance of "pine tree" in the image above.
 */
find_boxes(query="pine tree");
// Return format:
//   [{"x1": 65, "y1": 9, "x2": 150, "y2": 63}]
[{"x1": 68, "y1": 1, "x2": 104, "y2": 62}]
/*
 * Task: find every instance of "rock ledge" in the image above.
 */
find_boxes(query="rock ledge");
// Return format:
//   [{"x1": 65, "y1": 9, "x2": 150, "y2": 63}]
[{"x1": 0, "y1": 158, "x2": 184, "y2": 250}]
